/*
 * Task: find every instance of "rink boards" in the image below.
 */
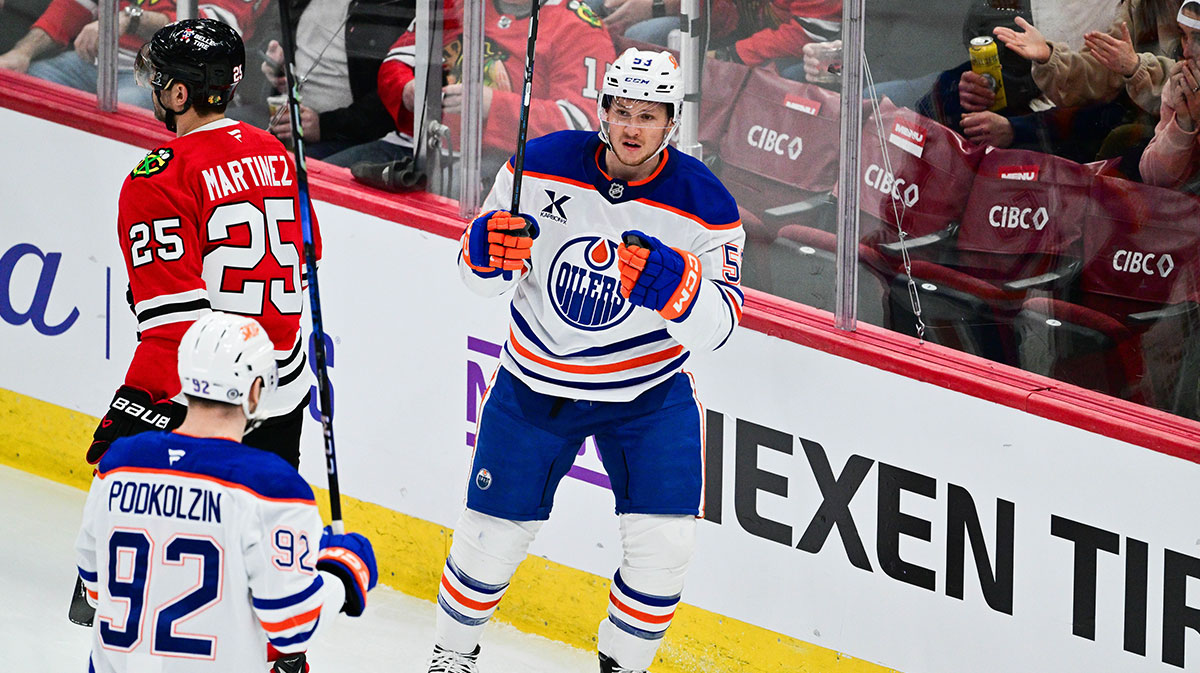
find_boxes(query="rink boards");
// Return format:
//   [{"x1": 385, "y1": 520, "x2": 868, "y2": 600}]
[{"x1": 6, "y1": 97, "x2": 1200, "y2": 673}]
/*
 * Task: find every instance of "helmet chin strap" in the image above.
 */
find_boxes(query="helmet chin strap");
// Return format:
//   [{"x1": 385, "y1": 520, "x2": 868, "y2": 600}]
[{"x1": 156, "y1": 84, "x2": 193, "y2": 133}]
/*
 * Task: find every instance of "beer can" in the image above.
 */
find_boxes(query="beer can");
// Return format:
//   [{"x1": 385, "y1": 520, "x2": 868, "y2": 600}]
[{"x1": 968, "y1": 36, "x2": 1007, "y2": 111}]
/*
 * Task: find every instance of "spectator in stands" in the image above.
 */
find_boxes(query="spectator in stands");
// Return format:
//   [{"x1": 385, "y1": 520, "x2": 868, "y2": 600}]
[
  {"x1": 995, "y1": 0, "x2": 1181, "y2": 116},
  {"x1": 335, "y1": 0, "x2": 615, "y2": 189},
  {"x1": 1140, "y1": 0, "x2": 1200, "y2": 188},
  {"x1": 1029, "y1": 0, "x2": 1120, "y2": 51},
  {"x1": 704, "y1": 0, "x2": 842, "y2": 76},
  {"x1": 798, "y1": 0, "x2": 1116, "y2": 107},
  {"x1": 958, "y1": 0, "x2": 1181, "y2": 172},
  {"x1": 0, "y1": 0, "x2": 52, "y2": 53},
  {"x1": 587, "y1": 0, "x2": 738, "y2": 48},
  {"x1": 259, "y1": 0, "x2": 413, "y2": 162},
  {"x1": 912, "y1": 1, "x2": 1041, "y2": 136},
  {"x1": 0, "y1": 0, "x2": 265, "y2": 109}
]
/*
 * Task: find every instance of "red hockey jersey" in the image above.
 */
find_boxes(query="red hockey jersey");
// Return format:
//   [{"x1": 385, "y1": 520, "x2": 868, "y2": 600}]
[
  {"x1": 117, "y1": 119, "x2": 320, "y2": 418},
  {"x1": 378, "y1": 0, "x2": 616, "y2": 153},
  {"x1": 34, "y1": 0, "x2": 267, "y2": 52},
  {"x1": 732, "y1": 0, "x2": 842, "y2": 67}
]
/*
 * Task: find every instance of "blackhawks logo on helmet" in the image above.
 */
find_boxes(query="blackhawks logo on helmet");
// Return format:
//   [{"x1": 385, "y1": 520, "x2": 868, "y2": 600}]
[
  {"x1": 568, "y1": 1, "x2": 602, "y2": 28},
  {"x1": 131, "y1": 147, "x2": 174, "y2": 179}
]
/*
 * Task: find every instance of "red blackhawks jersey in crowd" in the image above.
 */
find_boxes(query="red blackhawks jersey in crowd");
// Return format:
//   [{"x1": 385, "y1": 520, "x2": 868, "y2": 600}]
[
  {"x1": 117, "y1": 119, "x2": 319, "y2": 419},
  {"x1": 378, "y1": 0, "x2": 615, "y2": 153},
  {"x1": 34, "y1": 0, "x2": 266, "y2": 53},
  {"x1": 731, "y1": 0, "x2": 842, "y2": 66}
]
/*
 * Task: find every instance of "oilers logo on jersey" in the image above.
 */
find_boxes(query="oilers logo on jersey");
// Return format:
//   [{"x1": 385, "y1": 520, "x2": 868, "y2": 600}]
[{"x1": 549, "y1": 235, "x2": 632, "y2": 331}]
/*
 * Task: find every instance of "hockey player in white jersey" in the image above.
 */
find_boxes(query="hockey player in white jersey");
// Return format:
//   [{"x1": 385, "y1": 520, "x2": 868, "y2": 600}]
[
  {"x1": 430, "y1": 48, "x2": 744, "y2": 673},
  {"x1": 75, "y1": 312, "x2": 377, "y2": 673}
]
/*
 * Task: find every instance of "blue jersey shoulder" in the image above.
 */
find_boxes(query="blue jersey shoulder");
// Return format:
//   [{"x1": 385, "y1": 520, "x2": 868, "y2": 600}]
[
  {"x1": 101, "y1": 432, "x2": 314, "y2": 502},
  {"x1": 647, "y1": 150, "x2": 741, "y2": 228},
  {"x1": 510, "y1": 130, "x2": 596, "y2": 184}
]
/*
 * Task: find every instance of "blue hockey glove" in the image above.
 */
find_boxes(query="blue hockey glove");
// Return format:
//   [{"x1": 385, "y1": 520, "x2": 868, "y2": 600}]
[
  {"x1": 617, "y1": 230, "x2": 702, "y2": 320},
  {"x1": 462, "y1": 210, "x2": 538, "y2": 274},
  {"x1": 317, "y1": 527, "x2": 378, "y2": 617}
]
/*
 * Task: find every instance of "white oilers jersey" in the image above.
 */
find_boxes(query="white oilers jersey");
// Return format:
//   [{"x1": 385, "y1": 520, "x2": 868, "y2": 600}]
[
  {"x1": 76, "y1": 432, "x2": 343, "y2": 672},
  {"x1": 460, "y1": 131, "x2": 745, "y2": 402}
]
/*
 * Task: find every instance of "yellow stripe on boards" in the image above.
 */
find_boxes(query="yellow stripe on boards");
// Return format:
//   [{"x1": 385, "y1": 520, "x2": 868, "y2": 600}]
[
  {"x1": 0, "y1": 387, "x2": 899, "y2": 673},
  {"x1": 0, "y1": 388, "x2": 97, "y2": 490}
]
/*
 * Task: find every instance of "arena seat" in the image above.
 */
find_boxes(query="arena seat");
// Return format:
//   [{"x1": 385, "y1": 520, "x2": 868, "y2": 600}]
[
  {"x1": 1014, "y1": 177, "x2": 1200, "y2": 411},
  {"x1": 706, "y1": 67, "x2": 843, "y2": 294},
  {"x1": 886, "y1": 148, "x2": 1104, "y2": 364},
  {"x1": 698, "y1": 58, "x2": 753, "y2": 155},
  {"x1": 854, "y1": 97, "x2": 985, "y2": 247},
  {"x1": 768, "y1": 224, "x2": 892, "y2": 326}
]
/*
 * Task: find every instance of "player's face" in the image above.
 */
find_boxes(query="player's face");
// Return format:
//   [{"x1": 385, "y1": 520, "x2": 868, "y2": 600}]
[{"x1": 605, "y1": 99, "x2": 671, "y2": 167}]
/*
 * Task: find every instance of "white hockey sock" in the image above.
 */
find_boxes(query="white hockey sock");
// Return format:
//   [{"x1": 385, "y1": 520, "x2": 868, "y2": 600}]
[
  {"x1": 599, "y1": 570, "x2": 682, "y2": 669},
  {"x1": 597, "y1": 514, "x2": 696, "y2": 670},
  {"x1": 435, "y1": 555, "x2": 509, "y2": 652},
  {"x1": 435, "y1": 509, "x2": 541, "y2": 653}
]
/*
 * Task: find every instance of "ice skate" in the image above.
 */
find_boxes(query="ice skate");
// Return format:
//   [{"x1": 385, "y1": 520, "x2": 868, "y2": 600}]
[
  {"x1": 428, "y1": 644, "x2": 480, "y2": 673},
  {"x1": 599, "y1": 652, "x2": 646, "y2": 673}
]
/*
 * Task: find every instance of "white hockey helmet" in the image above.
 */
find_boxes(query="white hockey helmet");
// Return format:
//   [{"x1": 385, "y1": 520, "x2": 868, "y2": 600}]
[
  {"x1": 598, "y1": 47, "x2": 684, "y2": 159},
  {"x1": 178, "y1": 312, "x2": 278, "y2": 422}
]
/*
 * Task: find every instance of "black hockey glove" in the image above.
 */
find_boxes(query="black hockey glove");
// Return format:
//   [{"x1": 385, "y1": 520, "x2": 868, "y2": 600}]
[{"x1": 87, "y1": 385, "x2": 185, "y2": 464}]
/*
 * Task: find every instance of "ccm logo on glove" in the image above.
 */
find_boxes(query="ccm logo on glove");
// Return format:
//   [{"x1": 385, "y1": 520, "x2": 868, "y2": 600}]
[{"x1": 668, "y1": 254, "x2": 701, "y2": 319}]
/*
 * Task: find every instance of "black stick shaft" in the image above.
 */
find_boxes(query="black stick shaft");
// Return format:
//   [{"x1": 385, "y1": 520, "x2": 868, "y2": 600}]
[
  {"x1": 509, "y1": 0, "x2": 542, "y2": 215},
  {"x1": 277, "y1": 0, "x2": 344, "y2": 532}
]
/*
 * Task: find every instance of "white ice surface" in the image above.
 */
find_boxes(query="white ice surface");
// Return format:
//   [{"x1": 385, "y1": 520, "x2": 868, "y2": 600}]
[{"x1": 0, "y1": 464, "x2": 597, "y2": 672}]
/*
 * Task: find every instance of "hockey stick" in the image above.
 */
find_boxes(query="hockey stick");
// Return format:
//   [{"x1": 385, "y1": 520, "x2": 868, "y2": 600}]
[
  {"x1": 277, "y1": 0, "x2": 345, "y2": 535},
  {"x1": 509, "y1": 0, "x2": 542, "y2": 216}
]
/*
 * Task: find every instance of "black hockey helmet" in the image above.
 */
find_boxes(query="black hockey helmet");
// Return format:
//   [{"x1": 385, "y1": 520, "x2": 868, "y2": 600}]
[{"x1": 135, "y1": 19, "x2": 244, "y2": 107}]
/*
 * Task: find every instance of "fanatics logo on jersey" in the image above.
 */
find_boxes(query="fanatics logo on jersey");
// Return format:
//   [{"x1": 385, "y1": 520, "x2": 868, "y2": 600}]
[
  {"x1": 168, "y1": 448, "x2": 186, "y2": 465},
  {"x1": 476, "y1": 468, "x2": 492, "y2": 490},
  {"x1": 541, "y1": 190, "x2": 571, "y2": 223},
  {"x1": 228, "y1": 128, "x2": 243, "y2": 142},
  {"x1": 549, "y1": 235, "x2": 634, "y2": 331},
  {"x1": 131, "y1": 147, "x2": 174, "y2": 179}
]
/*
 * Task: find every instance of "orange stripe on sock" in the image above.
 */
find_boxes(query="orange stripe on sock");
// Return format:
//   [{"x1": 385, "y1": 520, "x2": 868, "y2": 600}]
[
  {"x1": 609, "y1": 591, "x2": 676, "y2": 625},
  {"x1": 441, "y1": 575, "x2": 503, "y2": 612}
]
